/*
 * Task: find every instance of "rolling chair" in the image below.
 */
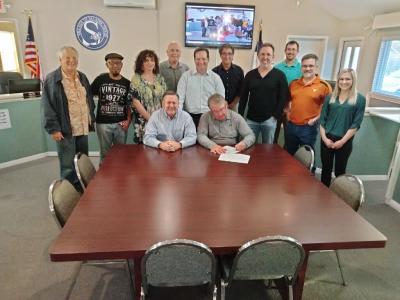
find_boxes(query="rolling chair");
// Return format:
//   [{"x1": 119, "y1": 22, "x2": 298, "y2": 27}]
[
  {"x1": 141, "y1": 239, "x2": 217, "y2": 300},
  {"x1": 48, "y1": 179, "x2": 134, "y2": 297},
  {"x1": 294, "y1": 145, "x2": 315, "y2": 171},
  {"x1": 220, "y1": 235, "x2": 305, "y2": 300},
  {"x1": 74, "y1": 153, "x2": 96, "y2": 191}
]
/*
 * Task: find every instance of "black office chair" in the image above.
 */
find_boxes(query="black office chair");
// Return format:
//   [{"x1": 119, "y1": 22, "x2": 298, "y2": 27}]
[
  {"x1": 0, "y1": 72, "x2": 23, "y2": 94},
  {"x1": 220, "y1": 235, "x2": 305, "y2": 300},
  {"x1": 141, "y1": 239, "x2": 217, "y2": 300}
]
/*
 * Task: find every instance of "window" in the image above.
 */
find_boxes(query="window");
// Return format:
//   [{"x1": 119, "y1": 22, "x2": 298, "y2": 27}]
[
  {"x1": 339, "y1": 40, "x2": 361, "y2": 72},
  {"x1": 0, "y1": 20, "x2": 21, "y2": 72},
  {"x1": 372, "y1": 38, "x2": 400, "y2": 99}
]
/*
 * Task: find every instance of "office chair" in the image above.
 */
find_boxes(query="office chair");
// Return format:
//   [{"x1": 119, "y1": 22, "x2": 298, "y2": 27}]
[
  {"x1": 141, "y1": 239, "x2": 217, "y2": 300},
  {"x1": 0, "y1": 72, "x2": 23, "y2": 94},
  {"x1": 48, "y1": 179, "x2": 134, "y2": 297},
  {"x1": 329, "y1": 174, "x2": 365, "y2": 285},
  {"x1": 220, "y1": 235, "x2": 305, "y2": 300},
  {"x1": 294, "y1": 145, "x2": 315, "y2": 171},
  {"x1": 74, "y1": 153, "x2": 96, "y2": 191}
]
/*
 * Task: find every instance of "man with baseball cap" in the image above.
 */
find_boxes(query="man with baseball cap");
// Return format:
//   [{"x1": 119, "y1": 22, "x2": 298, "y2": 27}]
[{"x1": 91, "y1": 52, "x2": 132, "y2": 162}]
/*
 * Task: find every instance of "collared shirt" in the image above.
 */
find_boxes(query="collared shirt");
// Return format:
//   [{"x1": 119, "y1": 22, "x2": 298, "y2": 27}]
[
  {"x1": 177, "y1": 69, "x2": 225, "y2": 114},
  {"x1": 143, "y1": 108, "x2": 197, "y2": 148},
  {"x1": 197, "y1": 109, "x2": 255, "y2": 149},
  {"x1": 159, "y1": 60, "x2": 189, "y2": 92},
  {"x1": 320, "y1": 93, "x2": 366, "y2": 138},
  {"x1": 288, "y1": 75, "x2": 332, "y2": 125},
  {"x1": 212, "y1": 63, "x2": 244, "y2": 104},
  {"x1": 61, "y1": 69, "x2": 89, "y2": 136},
  {"x1": 274, "y1": 59, "x2": 302, "y2": 85}
]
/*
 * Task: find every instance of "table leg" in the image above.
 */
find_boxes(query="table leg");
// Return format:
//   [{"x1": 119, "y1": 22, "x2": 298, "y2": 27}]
[
  {"x1": 293, "y1": 251, "x2": 309, "y2": 300},
  {"x1": 134, "y1": 257, "x2": 142, "y2": 300}
]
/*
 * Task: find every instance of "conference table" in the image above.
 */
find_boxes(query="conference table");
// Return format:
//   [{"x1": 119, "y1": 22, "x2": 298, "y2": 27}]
[{"x1": 49, "y1": 144, "x2": 386, "y2": 300}]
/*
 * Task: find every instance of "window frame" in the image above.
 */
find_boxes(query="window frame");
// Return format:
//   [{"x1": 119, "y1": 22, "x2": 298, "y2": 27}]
[
  {"x1": 0, "y1": 18, "x2": 23, "y2": 73},
  {"x1": 371, "y1": 36, "x2": 400, "y2": 102}
]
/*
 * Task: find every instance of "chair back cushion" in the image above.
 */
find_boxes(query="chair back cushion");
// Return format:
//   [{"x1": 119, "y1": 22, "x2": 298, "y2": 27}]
[
  {"x1": 330, "y1": 175, "x2": 364, "y2": 211},
  {"x1": 230, "y1": 236, "x2": 305, "y2": 283},
  {"x1": 142, "y1": 239, "x2": 216, "y2": 293},
  {"x1": 294, "y1": 145, "x2": 314, "y2": 170},
  {"x1": 49, "y1": 180, "x2": 81, "y2": 227},
  {"x1": 76, "y1": 153, "x2": 96, "y2": 187}
]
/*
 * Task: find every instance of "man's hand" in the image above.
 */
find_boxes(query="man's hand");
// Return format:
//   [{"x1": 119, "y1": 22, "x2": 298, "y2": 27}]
[
  {"x1": 210, "y1": 145, "x2": 226, "y2": 155},
  {"x1": 159, "y1": 141, "x2": 181, "y2": 152},
  {"x1": 323, "y1": 137, "x2": 334, "y2": 148},
  {"x1": 307, "y1": 117, "x2": 319, "y2": 126},
  {"x1": 51, "y1": 131, "x2": 64, "y2": 142},
  {"x1": 234, "y1": 142, "x2": 247, "y2": 152},
  {"x1": 119, "y1": 119, "x2": 130, "y2": 131}
]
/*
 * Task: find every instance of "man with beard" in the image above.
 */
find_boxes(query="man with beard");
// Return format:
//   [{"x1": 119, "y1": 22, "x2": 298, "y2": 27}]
[
  {"x1": 285, "y1": 53, "x2": 332, "y2": 155},
  {"x1": 91, "y1": 53, "x2": 131, "y2": 162}
]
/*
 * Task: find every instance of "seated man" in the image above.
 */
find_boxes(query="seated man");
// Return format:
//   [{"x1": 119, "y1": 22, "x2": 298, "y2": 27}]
[
  {"x1": 198, "y1": 93, "x2": 255, "y2": 154},
  {"x1": 144, "y1": 91, "x2": 196, "y2": 152}
]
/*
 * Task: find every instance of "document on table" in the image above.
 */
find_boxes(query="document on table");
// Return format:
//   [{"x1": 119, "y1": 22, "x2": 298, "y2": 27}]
[{"x1": 219, "y1": 153, "x2": 250, "y2": 164}]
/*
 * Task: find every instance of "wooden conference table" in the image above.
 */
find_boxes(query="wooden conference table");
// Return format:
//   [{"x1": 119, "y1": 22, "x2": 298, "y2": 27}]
[{"x1": 49, "y1": 145, "x2": 386, "y2": 300}]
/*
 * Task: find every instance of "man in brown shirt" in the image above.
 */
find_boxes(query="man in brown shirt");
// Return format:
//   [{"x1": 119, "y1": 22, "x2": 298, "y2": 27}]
[{"x1": 42, "y1": 46, "x2": 95, "y2": 192}]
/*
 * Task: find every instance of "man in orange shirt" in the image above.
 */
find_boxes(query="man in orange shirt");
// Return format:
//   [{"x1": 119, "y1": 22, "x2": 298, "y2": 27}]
[{"x1": 285, "y1": 54, "x2": 332, "y2": 155}]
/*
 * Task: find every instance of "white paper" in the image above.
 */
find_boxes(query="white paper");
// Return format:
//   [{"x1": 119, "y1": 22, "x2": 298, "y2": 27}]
[
  {"x1": 219, "y1": 153, "x2": 250, "y2": 164},
  {"x1": 223, "y1": 145, "x2": 238, "y2": 154},
  {"x1": 0, "y1": 109, "x2": 11, "y2": 129}
]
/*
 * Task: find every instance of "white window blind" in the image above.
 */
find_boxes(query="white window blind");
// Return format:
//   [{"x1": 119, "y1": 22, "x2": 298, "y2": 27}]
[{"x1": 372, "y1": 38, "x2": 400, "y2": 99}]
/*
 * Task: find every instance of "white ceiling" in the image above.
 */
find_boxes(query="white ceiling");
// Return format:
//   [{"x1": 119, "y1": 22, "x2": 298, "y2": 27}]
[{"x1": 308, "y1": 0, "x2": 400, "y2": 20}]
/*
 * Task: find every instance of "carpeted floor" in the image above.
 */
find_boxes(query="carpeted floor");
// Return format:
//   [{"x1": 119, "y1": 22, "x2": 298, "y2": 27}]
[{"x1": 0, "y1": 157, "x2": 399, "y2": 300}]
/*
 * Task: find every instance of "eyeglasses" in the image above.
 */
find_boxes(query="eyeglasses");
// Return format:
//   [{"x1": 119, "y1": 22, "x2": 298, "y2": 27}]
[{"x1": 107, "y1": 61, "x2": 122, "y2": 66}]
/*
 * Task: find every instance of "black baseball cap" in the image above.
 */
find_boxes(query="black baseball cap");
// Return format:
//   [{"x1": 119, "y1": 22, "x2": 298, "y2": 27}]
[{"x1": 105, "y1": 53, "x2": 124, "y2": 61}]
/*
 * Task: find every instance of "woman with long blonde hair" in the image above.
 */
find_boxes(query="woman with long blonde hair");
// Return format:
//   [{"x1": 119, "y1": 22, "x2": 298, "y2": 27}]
[{"x1": 319, "y1": 68, "x2": 366, "y2": 186}]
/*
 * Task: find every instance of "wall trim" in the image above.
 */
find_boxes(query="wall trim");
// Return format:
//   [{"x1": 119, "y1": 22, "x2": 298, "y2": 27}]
[
  {"x1": 314, "y1": 168, "x2": 388, "y2": 181},
  {"x1": 0, "y1": 151, "x2": 100, "y2": 169},
  {"x1": 0, "y1": 152, "x2": 47, "y2": 169},
  {"x1": 386, "y1": 199, "x2": 400, "y2": 213}
]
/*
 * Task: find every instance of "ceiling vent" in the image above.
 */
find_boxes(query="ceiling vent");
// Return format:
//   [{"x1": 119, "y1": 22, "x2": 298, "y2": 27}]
[{"x1": 372, "y1": 11, "x2": 400, "y2": 30}]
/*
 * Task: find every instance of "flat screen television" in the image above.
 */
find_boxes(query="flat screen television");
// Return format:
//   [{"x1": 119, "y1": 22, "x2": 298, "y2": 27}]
[{"x1": 185, "y1": 2, "x2": 255, "y2": 49}]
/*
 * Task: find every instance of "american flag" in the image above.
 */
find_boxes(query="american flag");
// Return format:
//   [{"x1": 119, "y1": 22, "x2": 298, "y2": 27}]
[
  {"x1": 251, "y1": 21, "x2": 263, "y2": 69},
  {"x1": 24, "y1": 17, "x2": 41, "y2": 79}
]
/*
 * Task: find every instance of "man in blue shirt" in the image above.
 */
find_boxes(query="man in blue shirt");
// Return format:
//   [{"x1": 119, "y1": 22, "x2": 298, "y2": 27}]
[
  {"x1": 144, "y1": 91, "x2": 197, "y2": 151},
  {"x1": 274, "y1": 40, "x2": 302, "y2": 144}
]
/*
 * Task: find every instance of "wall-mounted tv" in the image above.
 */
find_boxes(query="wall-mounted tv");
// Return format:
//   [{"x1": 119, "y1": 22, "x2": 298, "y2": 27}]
[{"x1": 185, "y1": 2, "x2": 255, "y2": 49}]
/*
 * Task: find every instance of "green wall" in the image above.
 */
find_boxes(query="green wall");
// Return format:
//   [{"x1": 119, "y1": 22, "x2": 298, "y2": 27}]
[
  {"x1": 1, "y1": 98, "x2": 399, "y2": 178},
  {"x1": 0, "y1": 98, "x2": 47, "y2": 162}
]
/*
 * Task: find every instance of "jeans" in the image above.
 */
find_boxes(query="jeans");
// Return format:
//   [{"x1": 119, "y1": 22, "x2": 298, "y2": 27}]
[
  {"x1": 96, "y1": 123, "x2": 127, "y2": 162},
  {"x1": 56, "y1": 135, "x2": 88, "y2": 191},
  {"x1": 247, "y1": 117, "x2": 277, "y2": 144},
  {"x1": 320, "y1": 134, "x2": 353, "y2": 187},
  {"x1": 285, "y1": 121, "x2": 318, "y2": 155}
]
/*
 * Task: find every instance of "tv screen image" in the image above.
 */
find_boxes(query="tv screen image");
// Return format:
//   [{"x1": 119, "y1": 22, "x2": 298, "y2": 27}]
[{"x1": 185, "y1": 3, "x2": 255, "y2": 49}]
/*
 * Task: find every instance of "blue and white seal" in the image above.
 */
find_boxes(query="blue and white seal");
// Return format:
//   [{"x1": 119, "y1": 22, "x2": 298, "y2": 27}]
[{"x1": 75, "y1": 14, "x2": 110, "y2": 50}]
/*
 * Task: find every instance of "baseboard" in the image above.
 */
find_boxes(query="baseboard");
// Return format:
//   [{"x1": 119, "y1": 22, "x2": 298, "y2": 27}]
[
  {"x1": 46, "y1": 151, "x2": 100, "y2": 157},
  {"x1": 0, "y1": 153, "x2": 48, "y2": 169},
  {"x1": 386, "y1": 199, "x2": 400, "y2": 213},
  {"x1": 314, "y1": 168, "x2": 388, "y2": 181},
  {"x1": 0, "y1": 152, "x2": 100, "y2": 169}
]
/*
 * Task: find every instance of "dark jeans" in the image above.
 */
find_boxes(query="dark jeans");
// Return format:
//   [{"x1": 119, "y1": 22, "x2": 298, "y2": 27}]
[
  {"x1": 285, "y1": 121, "x2": 318, "y2": 155},
  {"x1": 273, "y1": 112, "x2": 287, "y2": 144},
  {"x1": 56, "y1": 135, "x2": 88, "y2": 191},
  {"x1": 320, "y1": 134, "x2": 353, "y2": 187},
  {"x1": 189, "y1": 113, "x2": 202, "y2": 130}
]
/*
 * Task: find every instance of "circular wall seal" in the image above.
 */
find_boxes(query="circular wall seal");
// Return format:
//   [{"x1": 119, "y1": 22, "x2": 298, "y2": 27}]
[{"x1": 75, "y1": 14, "x2": 110, "y2": 50}]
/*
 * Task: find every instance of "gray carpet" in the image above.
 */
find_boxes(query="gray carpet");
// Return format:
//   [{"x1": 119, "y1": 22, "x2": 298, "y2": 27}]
[{"x1": 0, "y1": 157, "x2": 399, "y2": 300}]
